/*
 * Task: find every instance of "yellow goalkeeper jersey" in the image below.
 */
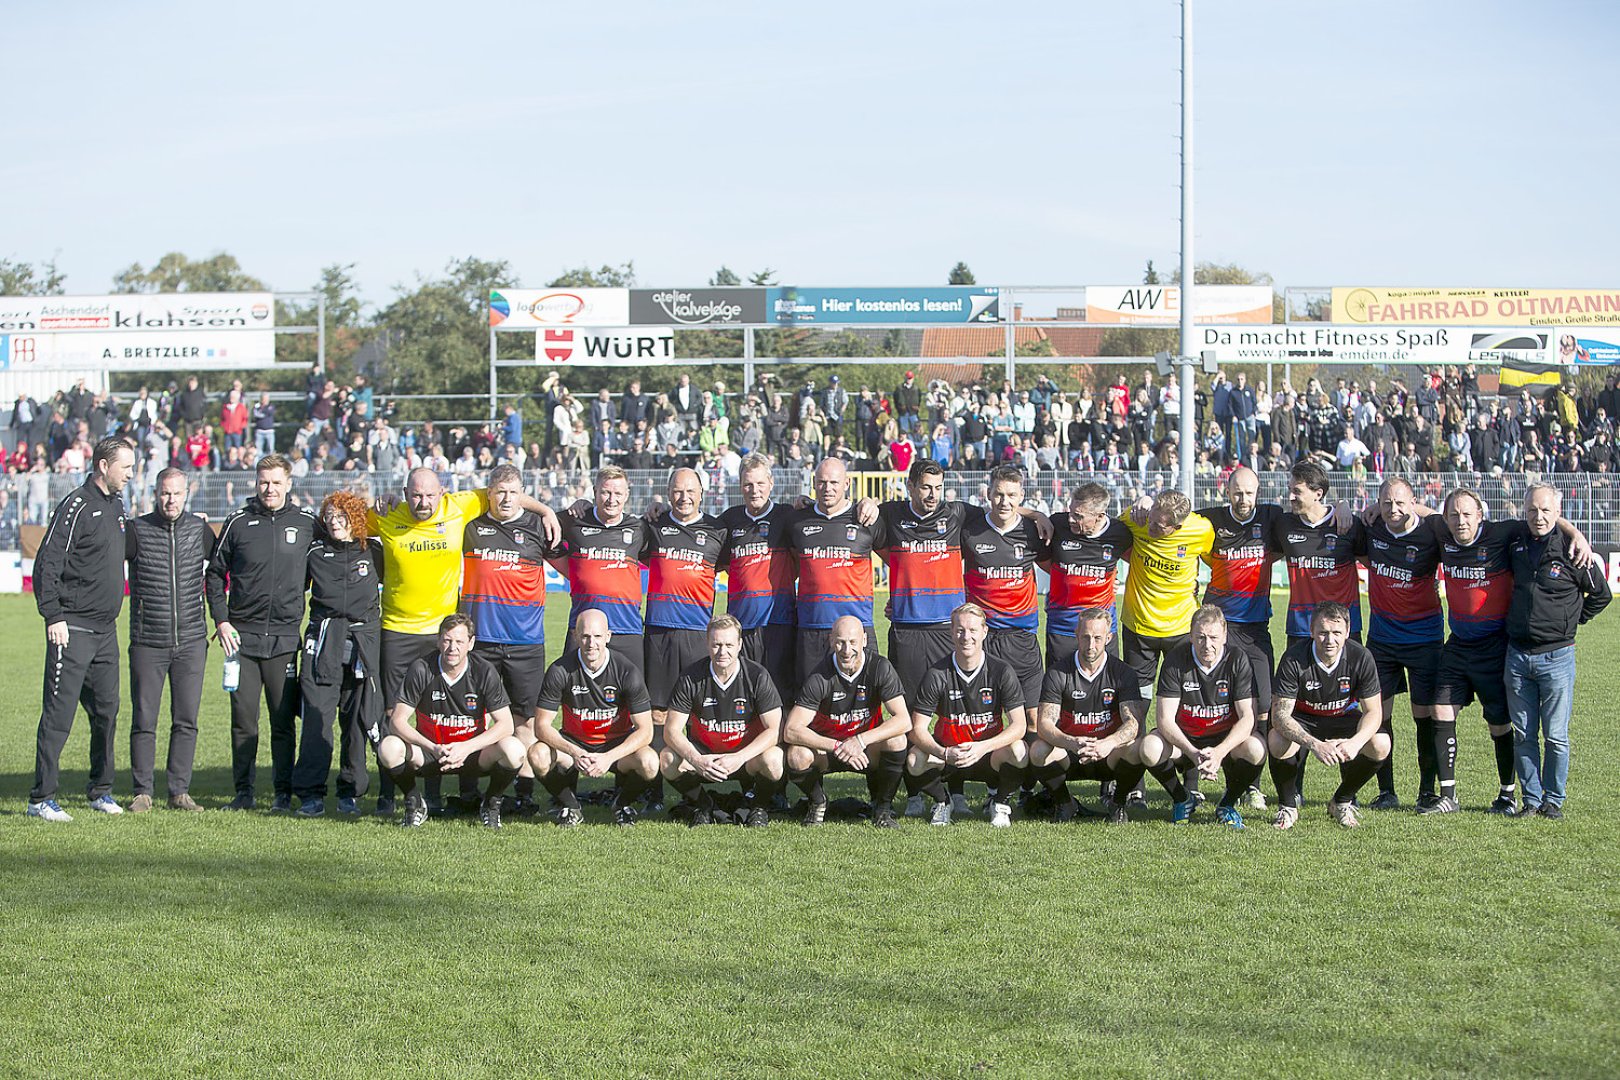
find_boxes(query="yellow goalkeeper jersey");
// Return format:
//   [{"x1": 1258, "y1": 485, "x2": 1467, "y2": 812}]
[{"x1": 1121, "y1": 512, "x2": 1215, "y2": 638}]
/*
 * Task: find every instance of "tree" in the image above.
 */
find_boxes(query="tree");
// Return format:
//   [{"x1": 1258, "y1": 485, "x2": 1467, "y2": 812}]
[
  {"x1": 747, "y1": 268, "x2": 777, "y2": 286},
  {"x1": 0, "y1": 257, "x2": 67, "y2": 296},
  {"x1": 1142, "y1": 260, "x2": 1159, "y2": 285},
  {"x1": 708, "y1": 266, "x2": 741, "y2": 286},
  {"x1": 278, "y1": 263, "x2": 368, "y2": 381},
  {"x1": 948, "y1": 262, "x2": 976, "y2": 285},
  {"x1": 112, "y1": 252, "x2": 267, "y2": 293},
  {"x1": 371, "y1": 256, "x2": 516, "y2": 415},
  {"x1": 547, "y1": 261, "x2": 636, "y2": 288}
]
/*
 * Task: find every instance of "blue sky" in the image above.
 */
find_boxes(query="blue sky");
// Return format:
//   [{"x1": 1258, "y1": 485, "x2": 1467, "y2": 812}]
[{"x1": 9, "y1": 0, "x2": 1617, "y2": 310}]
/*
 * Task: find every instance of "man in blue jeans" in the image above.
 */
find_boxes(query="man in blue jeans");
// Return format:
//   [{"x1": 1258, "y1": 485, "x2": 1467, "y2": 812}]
[{"x1": 1504, "y1": 482, "x2": 1611, "y2": 820}]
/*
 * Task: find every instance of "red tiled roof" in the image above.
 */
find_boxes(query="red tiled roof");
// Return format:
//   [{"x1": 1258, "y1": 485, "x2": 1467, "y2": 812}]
[{"x1": 920, "y1": 326, "x2": 1048, "y2": 358}]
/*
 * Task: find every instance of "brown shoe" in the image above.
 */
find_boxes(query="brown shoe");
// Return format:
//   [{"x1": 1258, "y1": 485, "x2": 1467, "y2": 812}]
[
  {"x1": 128, "y1": 793, "x2": 154, "y2": 814},
  {"x1": 167, "y1": 793, "x2": 203, "y2": 812}
]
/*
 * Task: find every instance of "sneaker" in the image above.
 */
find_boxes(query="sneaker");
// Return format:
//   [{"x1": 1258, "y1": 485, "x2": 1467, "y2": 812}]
[
  {"x1": 1216, "y1": 805, "x2": 1245, "y2": 830},
  {"x1": 374, "y1": 797, "x2": 396, "y2": 818},
  {"x1": 1054, "y1": 796, "x2": 1079, "y2": 824},
  {"x1": 479, "y1": 796, "x2": 503, "y2": 830},
  {"x1": 689, "y1": 804, "x2": 713, "y2": 828},
  {"x1": 128, "y1": 794, "x2": 154, "y2": 814},
  {"x1": 1415, "y1": 792, "x2": 1440, "y2": 812},
  {"x1": 1171, "y1": 798, "x2": 1196, "y2": 824},
  {"x1": 557, "y1": 806, "x2": 584, "y2": 828},
  {"x1": 1106, "y1": 802, "x2": 1129, "y2": 826},
  {"x1": 167, "y1": 794, "x2": 203, "y2": 812},
  {"x1": 929, "y1": 799, "x2": 953, "y2": 826},
  {"x1": 223, "y1": 793, "x2": 255, "y2": 812},
  {"x1": 744, "y1": 807, "x2": 769, "y2": 828},
  {"x1": 613, "y1": 804, "x2": 638, "y2": 827},
  {"x1": 1328, "y1": 799, "x2": 1361, "y2": 828},
  {"x1": 1098, "y1": 779, "x2": 1117, "y2": 805},
  {"x1": 336, "y1": 797, "x2": 359, "y2": 816},
  {"x1": 802, "y1": 793, "x2": 828, "y2": 827},
  {"x1": 988, "y1": 801, "x2": 1012, "y2": 828},
  {"x1": 88, "y1": 794, "x2": 123, "y2": 815},
  {"x1": 1125, "y1": 789, "x2": 1147, "y2": 809},
  {"x1": 296, "y1": 798, "x2": 325, "y2": 818},
  {"x1": 871, "y1": 804, "x2": 899, "y2": 829},
  {"x1": 1487, "y1": 794, "x2": 1518, "y2": 816},
  {"x1": 399, "y1": 792, "x2": 428, "y2": 828},
  {"x1": 1512, "y1": 801, "x2": 1540, "y2": 819},
  {"x1": 26, "y1": 799, "x2": 72, "y2": 822},
  {"x1": 1272, "y1": 805, "x2": 1299, "y2": 831},
  {"x1": 1242, "y1": 787, "x2": 1268, "y2": 811},
  {"x1": 950, "y1": 793, "x2": 971, "y2": 816},
  {"x1": 1368, "y1": 791, "x2": 1400, "y2": 812},
  {"x1": 1417, "y1": 795, "x2": 1460, "y2": 816},
  {"x1": 270, "y1": 793, "x2": 293, "y2": 814},
  {"x1": 1537, "y1": 802, "x2": 1564, "y2": 821},
  {"x1": 1189, "y1": 789, "x2": 1207, "y2": 810},
  {"x1": 904, "y1": 794, "x2": 927, "y2": 818}
]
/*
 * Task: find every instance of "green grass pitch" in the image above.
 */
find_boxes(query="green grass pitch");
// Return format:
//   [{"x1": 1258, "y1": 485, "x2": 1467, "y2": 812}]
[{"x1": 0, "y1": 593, "x2": 1617, "y2": 1078}]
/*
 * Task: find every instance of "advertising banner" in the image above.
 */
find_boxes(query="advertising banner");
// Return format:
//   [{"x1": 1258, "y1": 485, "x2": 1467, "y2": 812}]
[
  {"x1": 629, "y1": 288, "x2": 766, "y2": 326},
  {"x1": 1084, "y1": 285, "x2": 1273, "y2": 325},
  {"x1": 0, "y1": 292, "x2": 277, "y2": 332},
  {"x1": 1196, "y1": 325, "x2": 1552, "y2": 366},
  {"x1": 1333, "y1": 287, "x2": 1620, "y2": 327},
  {"x1": 1558, "y1": 329, "x2": 1620, "y2": 365},
  {"x1": 768, "y1": 287, "x2": 1000, "y2": 324},
  {"x1": 490, "y1": 288, "x2": 630, "y2": 328},
  {"x1": 0, "y1": 331, "x2": 276, "y2": 372},
  {"x1": 536, "y1": 327, "x2": 675, "y2": 365}
]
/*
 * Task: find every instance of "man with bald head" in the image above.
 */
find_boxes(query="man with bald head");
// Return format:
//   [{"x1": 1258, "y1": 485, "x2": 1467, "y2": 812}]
[
  {"x1": 785, "y1": 456, "x2": 884, "y2": 685},
  {"x1": 642, "y1": 468, "x2": 729, "y2": 723}
]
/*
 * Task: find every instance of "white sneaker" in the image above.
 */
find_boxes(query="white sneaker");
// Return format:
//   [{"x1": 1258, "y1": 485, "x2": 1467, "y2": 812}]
[
  {"x1": 1243, "y1": 787, "x2": 1268, "y2": 811},
  {"x1": 26, "y1": 799, "x2": 73, "y2": 822},
  {"x1": 1272, "y1": 805, "x2": 1299, "y2": 831},
  {"x1": 904, "y1": 794, "x2": 927, "y2": 818},
  {"x1": 88, "y1": 794, "x2": 123, "y2": 815},
  {"x1": 929, "y1": 799, "x2": 953, "y2": 826},
  {"x1": 1328, "y1": 800, "x2": 1361, "y2": 829},
  {"x1": 988, "y1": 801, "x2": 1012, "y2": 828},
  {"x1": 950, "y1": 793, "x2": 971, "y2": 816}
]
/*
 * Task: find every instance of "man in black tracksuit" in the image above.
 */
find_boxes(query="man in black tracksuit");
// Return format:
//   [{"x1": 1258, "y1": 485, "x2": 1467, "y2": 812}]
[
  {"x1": 28, "y1": 438, "x2": 136, "y2": 822},
  {"x1": 206, "y1": 454, "x2": 316, "y2": 812},
  {"x1": 125, "y1": 467, "x2": 214, "y2": 812}
]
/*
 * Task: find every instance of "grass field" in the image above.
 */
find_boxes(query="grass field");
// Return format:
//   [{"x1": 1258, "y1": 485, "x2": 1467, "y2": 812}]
[{"x1": 1, "y1": 592, "x2": 1617, "y2": 1078}]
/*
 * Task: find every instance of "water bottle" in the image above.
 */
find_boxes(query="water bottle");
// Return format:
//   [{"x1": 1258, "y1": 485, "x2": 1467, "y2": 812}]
[{"x1": 222, "y1": 657, "x2": 241, "y2": 692}]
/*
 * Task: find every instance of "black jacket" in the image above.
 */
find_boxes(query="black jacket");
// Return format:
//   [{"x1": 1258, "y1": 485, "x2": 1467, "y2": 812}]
[
  {"x1": 303, "y1": 538, "x2": 382, "y2": 687},
  {"x1": 1507, "y1": 529, "x2": 1612, "y2": 653},
  {"x1": 206, "y1": 498, "x2": 317, "y2": 656},
  {"x1": 34, "y1": 479, "x2": 128, "y2": 633},
  {"x1": 126, "y1": 509, "x2": 213, "y2": 649}
]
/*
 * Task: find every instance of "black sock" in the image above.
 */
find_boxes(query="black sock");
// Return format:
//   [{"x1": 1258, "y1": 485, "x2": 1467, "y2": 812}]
[
  {"x1": 917, "y1": 766, "x2": 946, "y2": 803},
  {"x1": 1270, "y1": 753, "x2": 1300, "y2": 808},
  {"x1": 540, "y1": 767, "x2": 582, "y2": 811},
  {"x1": 791, "y1": 768, "x2": 825, "y2": 802},
  {"x1": 1222, "y1": 756, "x2": 1264, "y2": 808},
  {"x1": 947, "y1": 776, "x2": 965, "y2": 798},
  {"x1": 425, "y1": 773, "x2": 442, "y2": 803},
  {"x1": 1112, "y1": 760, "x2": 1147, "y2": 800},
  {"x1": 670, "y1": 771, "x2": 703, "y2": 804},
  {"x1": 1179, "y1": 758, "x2": 1200, "y2": 800},
  {"x1": 1432, "y1": 720, "x2": 1458, "y2": 797},
  {"x1": 1374, "y1": 717, "x2": 1395, "y2": 795},
  {"x1": 994, "y1": 760, "x2": 1022, "y2": 805},
  {"x1": 386, "y1": 760, "x2": 417, "y2": 795},
  {"x1": 748, "y1": 773, "x2": 782, "y2": 809},
  {"x1": 378, "y1": 770, "x2": 395, "y2": 800},
  {"x1": 1147, "y1": 759, "x2": 1188, "y2": 802},
  {"x1": 1493, "y1": 731, "x2": 1517, "y2": 790},
  {"x1": 485, "y1": 763, "x2": 517, "y2": 798},
  {"x1": 615, "y1": 767, "x2": 650, "y2": 806},
  {"x1": 1335, "y1": 752, "x2": 1383, "y2": 803},
  {"x1": 514, "y1": 776, "x2": 536, "y2": 801},
  {"x1": 869, "y1": 750, "x2": 906, "y2": 806},
  {"x1": 1294, "y1": 752, "x2": 1307, "y2": 805},
  {"x1": 1036, "y1": 759, "x2": 1069, "y2": 792},
  {"x1": 1414, "y1": 717, "x2": 1438, "y2": 797}
]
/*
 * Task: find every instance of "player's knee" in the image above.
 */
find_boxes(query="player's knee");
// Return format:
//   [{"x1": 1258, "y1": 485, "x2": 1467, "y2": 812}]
[
  {"x1": 785, "y1": 745, "x2": 815, "y2": 773},
  {"x1": 527, "y1": 742, "x2": 552, "y2": 775},
  {"x1": 1139, "y1": 732, "x2": 1167, "y2": 765},
  {"x1": 754, "y1": 746, "x2": 785, "y2": 781},
  {"x1": 876, "y1": 733, "x2": 908, "y2": 753},
  {"x1": 377, "y1": 735, "x2": 405, "y2": 770},
  {"x1": 1367, "y1": 733, "x2": 1392, "y2": 761},
  {"x1": 628, "y1": 746, "x2": 659, "y2": 779},
  {"x1": 1003, "y1": 740, "x2": 1029, "y2": 767},
  {"x1": 905, "y1": 747, "x2": 930, "y2": 775},
  {"x1": 659, "y1": 749, "x2": 684, "y2": 779},
  {"x1": 1266, "y1": 729, "x2": 1293, "y2": 758},
  {"x1": 495, "y1": 737, "x2": 524, "y2": 771},
  {"x1": 1236, "y1": 736, "x2": 1266, "y2": 764},
  {"x1": 1028, "y1": 739, "x2": 1057, "y2": 767}
]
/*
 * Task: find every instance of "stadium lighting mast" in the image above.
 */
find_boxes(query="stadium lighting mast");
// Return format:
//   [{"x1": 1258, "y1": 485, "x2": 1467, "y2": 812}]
[{"x1": 1178, "y1": 0, "x2": 1196, "y2": 497}]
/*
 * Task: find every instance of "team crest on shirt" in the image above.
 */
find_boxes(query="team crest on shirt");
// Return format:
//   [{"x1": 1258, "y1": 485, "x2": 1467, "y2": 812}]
[
  {"x1": 603, "y1": 686, "x2": 617, "y2": 704},
  {"x1": 435, "y1": 522, "x2": 446, "y2": 536},
  {"x1": 733, "y1": 697, "x2": 749, "y2": 717},
  {"x1": 1252, "y1": 526, "x2": 1263, "y2": 539},
  {"x1": 758, "y1": 521, "x2": 769, "y2": 538},
  {"x1": 1405, "y1": 546, "x2": 1418, "y2": 564},
  {"x1": 1014, "y1": 542, "x2": 1025, "y2": 560},
  {"x1": 513, "y1": 531, "x2": 525, "y2": 545},
  {"x1": 1324, "y1": 535, "x2": 1337, "y2": 551},
  {"x1": 1477, "y1": 546, "x2": 1488, "y2": 562},
  {"x1": 623, "y1": 529, "x2": 635, "y2": 545},
  {"x1": 1100, "y1": 545, "x2": 1113, "y2": 561},
  {"x1": 1101, "y1": 688, "x2": 1115, "y2": 705},
  {"x1": 357, "y1": 562, "x2": 369, "y2": 577},
  {"x1": 980, "y1": 688, "x2": 994, "y2": 705},
  {"x1": 855, "y1": 686, "x2": 867, "y2": 703},
  {"x1": 936, "y1": 519, "x2": 947, "y2": 534},
  {"x1": 464, "y1": 693, "x2": 479, "y2": 711},
  {"x1": 1176, "y1": 544, "x2": 1187, "y2": 558},
  {"x1": 1549, "y1": 564, "x2": 1563, "y2": 578},
  {"x1": 1216, "y1": 680, "x2": 1229, "y2": 700},
  {"x1": 284, "y1": 527, "x2": 300, "y2": 544},
  {"x1": 846, "y1": 525, "x2": 858, "y2": 541},
  {"x1": 1338, "y1": 676, "x2": 1351, "y2": 694}
]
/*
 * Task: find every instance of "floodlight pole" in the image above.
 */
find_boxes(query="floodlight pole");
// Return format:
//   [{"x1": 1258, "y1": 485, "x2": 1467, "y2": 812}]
[{"x1": 1177, "y1": 0, "x2": 1196, "y2": 498}]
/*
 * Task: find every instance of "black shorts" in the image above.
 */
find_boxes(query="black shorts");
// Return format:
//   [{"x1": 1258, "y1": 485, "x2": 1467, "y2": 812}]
[
  {"x1": 1434, "y1": 635, "x2": 1510, "y2": 725},
  {"x1": 1225, "y1": 621, "x2": 1275, "y2": 715},
  {"x1": 556, "y1": 731, "x2": 631, "y2": 761},
  {"x1": 1120, "y1": 626, "x2": 1188, "y2": 692},
  {"x1": 888, "y1": 625, "x2": 954, "y2": 703},
  {"x1": 1061, "y1": 759, "x2": 1118, "y2": 784},
  {"x1": 644, "y1": 626, "x2": 709, "y2": 710},
  {"x1": 1298, "y1": 714, "x2": 1361, "y2": 743},
  {"x1": 986, "y1": 627, "x2": 1043, "y2": 713},
  {"x1": 741, "y1": 623, "x2": 797, "y2": 700},
  {"x1": 797, "y1": 626, "x2": 872, "y2": 691},
  {"x1": 473, "y1": 641, "x2": 547, "y2": 718},
  {"x1": 1368, "y1": 638, "x2": 1441, "y2": 707},
  {"x1": 608, "y1": 633, "x2": 644, "y2": 678},
  {"x1": 381, "y1": 630, "x2": 439, "y2": 711}
]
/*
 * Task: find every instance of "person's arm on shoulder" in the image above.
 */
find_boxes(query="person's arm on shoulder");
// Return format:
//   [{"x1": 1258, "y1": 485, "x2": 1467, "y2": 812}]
[{"x1": 1579, "y1": 555, "x2": 1613, "y2": 623}]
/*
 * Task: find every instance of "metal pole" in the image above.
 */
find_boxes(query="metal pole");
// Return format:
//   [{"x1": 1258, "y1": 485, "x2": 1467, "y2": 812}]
[
  {"x1": 1004, "y1": 288, "x2": 1017, "y2": 387},
  {"x1": 1177, "y1": 0, "x2": 1195, "y2": 497},
  {"x1": 488, "y1": 326, "x2": 498, "y2": 420},
  {"x1": 743, "y1": 327, "x2": 755, "y2": 392},
  {"x1": 317, "y1": 291, "x2": 327, "y2": 377}
]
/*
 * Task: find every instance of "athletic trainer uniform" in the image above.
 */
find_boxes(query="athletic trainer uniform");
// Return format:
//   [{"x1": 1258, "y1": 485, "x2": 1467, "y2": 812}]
[
  {"x1": 720, "y1": 502, "x2": 799, "y2": 697},
  {"x1": 879, "y1": 499, "x2": 966, "y2": 702},
  {"x1": 1043, "y1": 515, "x2": 1132, "y2": 667}
]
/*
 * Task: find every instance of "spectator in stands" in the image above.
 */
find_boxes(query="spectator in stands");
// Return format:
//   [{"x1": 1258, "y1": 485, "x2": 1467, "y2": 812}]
[
  {"x1": 593, "y1": 417, "x2": 623, "y2": 468},
  {"x1": 762, "y1": 393, "x2": 788, "y2": 455},
  {"x1": 672, "y1": 374, "x2": 698, "y2": 427},
  {"x1": 623, "y1": 435, "x2": 654, "y2": 471},
  {"x1": 172, "y1": 376, "x2": 207, "y2": 432},
  {"x1": 800, "y1": 405, "x2": 824, "y2": 462},
  {"x1": 822, "y1": 375, "x2": 848, "y2": 442},
  {"x1": 621, "y1": 379, "x2": 649, "y2": 430},
  {"x1": 11, "y1": 393, "x2": 38, "y2": 452},
  {"x1": 894, "y1": 372, "x2": 921, "y2": 433},
  {"x1": 589, "y1": 388, "x2": 617, "y2": 431},
  {"x1": 219, "y1": 389, "x2": 248, "y2": 451},
  {"x1": 1336, "y1": 427, "x2": 1371, "y2": 472},
  {"x1": 656, "y1": 441, "x2": 683, "y2": 471}
]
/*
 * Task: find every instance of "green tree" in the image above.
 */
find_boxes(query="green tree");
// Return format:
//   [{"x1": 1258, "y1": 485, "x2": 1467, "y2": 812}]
[
  {"x1": 708, "y1": 266, "x2": 741, "y2": 286},
  {"x1": 372, "y1": 256, "x2": 515, "y2": 416},
  {"x1": 547, "y1": 262, "x2": 636, "y2": 288},
  {"x1": 112, "y1": 252, "x2": 267, "y2": 293},
  {"x1": 1142, "y1": 260, "x2": 1159, "y2": 285},
  {"x1": 278, "y1": 263, "x2": 368, "y2": 381},
  {"x1": 747, "y1": 268, "x2": 777, "y2": 286},
  {"x1": 0, "y1": 257, "x2": 67, "y2": 296},
  {"x1": 948, "y1": 262, "x2": 976, "y2": 285}
]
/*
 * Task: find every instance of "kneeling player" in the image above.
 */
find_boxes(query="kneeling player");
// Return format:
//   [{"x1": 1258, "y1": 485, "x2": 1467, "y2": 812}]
[
  {"x1": 376, "y1": 614, "x2": 525, "y2": 829},
  {"x1": 528, "y1": 609, "x2": 658, "y2": 827},
  {"x1": 661, "y1": 614, "x2": 786, "y2": 827},
  {"x1": 1138, "y1": 605, "x2": 1264, "y2": 829},
  {"x1": 1267, "y1": 602, "x2": 1388, "y2": 830},
  {"x1": 905, "y1": 603, "x2": 1029, "y2": 828},
  {"x1": 783, "y1": 616, "x2": 911, "y2": 828},
  {"x1": 1029, "y1": 607, "x2": 1146, "y2": 825}
]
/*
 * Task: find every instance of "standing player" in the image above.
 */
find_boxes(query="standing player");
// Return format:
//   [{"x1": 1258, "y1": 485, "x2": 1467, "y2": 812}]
[
  {"x1": 1044, "y1": 482, "x2": 1132, "y2": 669},
  {"x1": 783, "y1": 616, "x2": 911, "y2": 828},
  {"x1": 1119, "y1": 490, "x2": 1216, "y2": 696},
  {"x1": 1028, "y1": 607, "x2": 1147, "y2": 825},
  {"x1": 719, "y1": 454, "x2": 799, "y2": 698},
  {"x1": 905, "y1": 603, "x2": 1029, "y2": 828},
  {"x1": 785, "y1": 457, "x2": 882, "y2": 684},
  {"x1": 962, "y1": 465, "x2": 1050, "y2": 715},
  {"x1": 643, "y1": 468, "x2": 728, "y2": 724},
  {"x1": 876, "y1": 459, "x2": 966, "y2": 706},
  {"x1": 376, "y1": 614, "x2": 526, "y2": 830},
  {"x1": 661, "y1": 615, "x2": 786, "y2": 827},
  {"x1": 1138, "y1": 606, "x2": 1264, "y2": 829},
  {"x1": 552, "y1": 465, "x2": 650, "y2": 675},
  {"x1": 1269, "y1": 460, "x2": 1364, "y2": 644},
  {"x1": 529, "y1": 608, "x2": 658, "y2": 827},
  {"x1": 1267, "y1": 603, "x2": 1388, "y2": 830}
]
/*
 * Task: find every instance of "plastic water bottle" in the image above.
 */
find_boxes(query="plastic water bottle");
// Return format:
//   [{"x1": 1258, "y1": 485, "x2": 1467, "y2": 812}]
[{"x1": 222, "y1": 657, "x2": 241, "y2": 692}]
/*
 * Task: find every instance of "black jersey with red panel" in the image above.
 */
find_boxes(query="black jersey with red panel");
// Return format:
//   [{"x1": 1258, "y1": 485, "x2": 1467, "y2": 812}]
[
  {"x1": 1045, "y1": 516, "x2": 1133, "y2": 636},
  {"x1": 719, "y1": 503, "x2": 798, "y2": 629},
  {"x1": 879, "y1": 499, "x2": 966, "y2": 628},
  {"x1": 556, "y1": 511, "x2": 649, "y2": 637},
  {"x1": 1269, "y1": 512, "x2": 1365, "y2": 638},
  {"x1": 794, "y1": 653, "x2": 907, "y2": 740},
  {"x1": 401, "y1": 653, "x2": 510, "y2": 745},
  {"x1": 1155, "y1": 641, "x2": 1255, "y2": 739},
  {"x1": 669, "y1": 657, "x2": 783, "y2": 753},
  {"x1": 460, "y1": 510, "x2": 555, "y2": 645},
  {"x1": 1363, "y1": 516, "x2": 1445, "y2": 646},
  {"x1": 1440, "y1": 519, "x2": 1524, "y2": 643},
  {"x1": 1199, "y1": 504, "x2": 1281, "y2": 625},
  {"x1": 962, "y1": 511, "x2": 1049, "y2": 632},
  {"x1": 787, "y1": 503, "x2": 881, "y2": 629},
  {"x1": 1273, "y1": 638, "x2": 1380, "y2": 724},
  {"x1": 1039, "y1": 652, "x2": 1144, "y2": 738},
  {"x1": 914, "y1": 654, "x2": 1026, "y2": 747},
  {"x1": 537, "y1": 649, "x2": 651, "y2": 748},
  {"x1": 645, "y1": 513, "x2": 727, "y2": 631}
]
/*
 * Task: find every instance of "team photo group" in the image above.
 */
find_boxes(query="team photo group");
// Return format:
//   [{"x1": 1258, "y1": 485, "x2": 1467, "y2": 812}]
[{"x1": 26, "y1": 436, "x2": 1611, "y2": 832}]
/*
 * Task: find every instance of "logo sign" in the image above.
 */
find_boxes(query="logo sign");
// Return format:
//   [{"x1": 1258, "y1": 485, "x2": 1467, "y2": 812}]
[
  {"x1": 0, "y1": 292, "x2": 276, "y2": 332},
  {"x1": 1101, "y1": 688, "x2": 1114, "y2": 705},
  {"x1": 767, "y1": 286, "x2": 1000, "y2": 325},
  {"x1": 629, "y1": 288, "x2": 766, "y2": 325},
  {"x1": 1333, "y1": 286, "x2": 1620, "y2": 328},
  {"x1": 537, "y1": 327, "x2": 675, "y2": 366},
  {"x1": 1084, "y1": 285, "x2": 1272, "y2": 325},
  {"x1": 603, "y1": 686, "x2": 618, "y2": 704},
  {"x1": 733, "y1": 697, "x2": 749, "y2": 717},
  {"x1": 489, "y1": 288, "x2": 630, "y2": 328},
  {"x1": 1338, "y1": 677, "x2": 1352, "y2": 694},
  {"x1": 284, "y1": 527, "x2": 300, "y2": 544},
  {"x1": 0, "y1": 291, "x2": 279, "y2": 373},
  {"x1": 1198, "y1": 324, "x2": 1552, "y2": 366},
  {"x1": 465, "y1": 693, "x2": 480, "y2": 711}
]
